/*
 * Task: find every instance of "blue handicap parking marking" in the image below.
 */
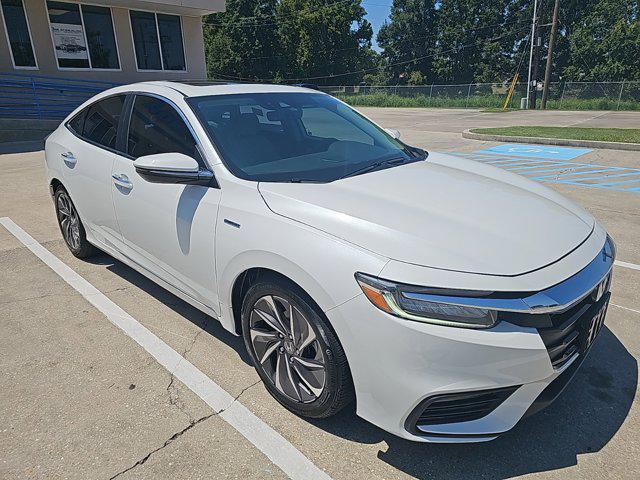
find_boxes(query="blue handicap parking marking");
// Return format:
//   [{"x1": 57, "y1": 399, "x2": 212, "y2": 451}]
[
  {"x1": 446, "y1": 150, "x2": 640, "y2": 194},
  {"x1": 475, "y1": 144, "x2": 592, "y2": 161}
]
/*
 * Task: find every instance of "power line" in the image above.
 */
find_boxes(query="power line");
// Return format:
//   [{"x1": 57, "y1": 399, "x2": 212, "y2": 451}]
[
  {"x1": 203, "y1": 0, "x2": 369, "y2": 28},
  {"x1": 210, "y1": 25, "x2": 531, "y2": 83},
  {"x1": 376, "y1": 17, "x2": 529, "y2": 50},
  {"x1": 213, "y1": 17, "x2": 529, "y2": 64}
]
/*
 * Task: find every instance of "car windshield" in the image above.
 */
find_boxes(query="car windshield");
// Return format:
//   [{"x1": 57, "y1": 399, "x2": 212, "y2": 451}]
[{"x1": 187, "y1": 92, "x2": 426, "y2": 182}]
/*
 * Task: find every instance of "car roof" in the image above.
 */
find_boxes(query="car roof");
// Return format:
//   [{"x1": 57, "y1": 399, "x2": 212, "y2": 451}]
[
  {"x1": 64, "y1": 81, "x2": 328, "y2": 124},
  {"x1": 131, "y1": 81, "x2": 323, "y2": 98}
]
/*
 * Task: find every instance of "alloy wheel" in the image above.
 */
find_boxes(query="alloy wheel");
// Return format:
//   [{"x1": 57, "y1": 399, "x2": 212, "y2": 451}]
[
  {"x1": 57, "y1": 192, "x2": 81, "y2": 250},
  {"x1": 249, "y1": 295, "x2": 326, "y2": 403}
]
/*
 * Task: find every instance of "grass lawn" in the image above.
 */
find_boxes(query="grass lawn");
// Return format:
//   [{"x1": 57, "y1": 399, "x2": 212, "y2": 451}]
[
  {"x1": 336, "y1": 92, "x2": 640, "y2": 111},
  {"x1": 469, "y1": 126, "x2": 640, "y2": 143}
]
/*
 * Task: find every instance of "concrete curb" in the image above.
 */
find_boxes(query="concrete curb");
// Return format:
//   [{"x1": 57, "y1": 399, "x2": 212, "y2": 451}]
[{"x1": 462, "y1": 129, "x2": 640, "y2": 151}]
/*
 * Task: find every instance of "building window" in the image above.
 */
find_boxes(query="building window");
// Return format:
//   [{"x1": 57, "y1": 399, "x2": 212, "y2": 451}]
[
  {"x1": 0, "y1": 0, "x2": 37, "y2": 68},
  {"x1": 80, "y1": 5, "x2": 119, "y2": 69},
  {"x1": 129, "y1": 11, "x2": 161, "y2": 71},
  {"x1": 46, "y1": 1, "x2": 119, "y2": 70},
  {"x1": 157, "y1": 14, "x2": 185, "y2": 71},
  {"x1": 130, "y1": 10, "x2": 185, "y2": 71},
  {"x1": 47, "y1": 1, "x2": 88, "y2": 68}
]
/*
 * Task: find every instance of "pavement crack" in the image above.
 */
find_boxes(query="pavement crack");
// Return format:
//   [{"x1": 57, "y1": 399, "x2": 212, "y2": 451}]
[
  {"x1": 218, "y1": 379, "x2": 262, "y2": 415},
  {"x1": 104, "y1": 286, "x2": 130, "y2": 294},
  {"x1": 235, "y1": 379, "x2": 262, "y2": 402},
  {"x1": 183, "y1": 329, "x2": 203, "y2": 360},
  {"x1": 166, "y1": 329, "x2": 204, "y2": 423},
  {"x1": 108, "y1": 413, "x2": 213, "y2": 479}
]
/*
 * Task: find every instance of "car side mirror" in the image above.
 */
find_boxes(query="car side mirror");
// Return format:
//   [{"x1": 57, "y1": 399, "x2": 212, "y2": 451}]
[
  {"x1": 384, "y1": 128, "x2": 401, "y2": 140},
  {"x1": 133, "y1": 153, "x2": 216, "y2": 187}
]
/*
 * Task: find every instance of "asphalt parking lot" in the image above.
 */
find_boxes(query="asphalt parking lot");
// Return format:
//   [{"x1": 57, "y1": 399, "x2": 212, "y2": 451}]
[{"x1": 1, "y1": 108, "x2": 639, "y2": 479}]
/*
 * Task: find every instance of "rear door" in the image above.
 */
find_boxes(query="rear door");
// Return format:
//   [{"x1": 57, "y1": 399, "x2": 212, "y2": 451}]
[
  {"x1": 110, "y1": 93, "x2": 221, "y2": 313},
  {"x1": 57, "y1": 94, "x2": 126, "y2": 247}
]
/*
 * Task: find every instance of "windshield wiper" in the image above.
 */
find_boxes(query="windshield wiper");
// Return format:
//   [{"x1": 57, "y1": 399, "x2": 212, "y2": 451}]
[
  {"x1": 338, "y1": 157, "x2": 407, "y2": 180},
  {"x1": 411, "y1": 148, "x2": 429, "y2": 160},
  {"x1": 289, "y1": 177, "x2": 324, "y2": 183}
]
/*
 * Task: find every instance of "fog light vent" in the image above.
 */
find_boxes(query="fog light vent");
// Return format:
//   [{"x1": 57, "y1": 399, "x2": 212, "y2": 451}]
[{"x1": 408, "y1": 386, "x2": 520, "y2": 431}]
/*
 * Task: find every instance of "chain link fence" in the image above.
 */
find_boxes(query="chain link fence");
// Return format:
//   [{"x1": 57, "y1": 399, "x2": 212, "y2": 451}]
[{"x1": 319, "y1": 81, "x2": 640, "y2": 111}]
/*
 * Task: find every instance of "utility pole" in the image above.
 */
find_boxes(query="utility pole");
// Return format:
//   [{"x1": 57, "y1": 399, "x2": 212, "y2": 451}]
[
  {"x1": 541, "y1": 0, "x2": 560, "y2": 109},
  {"x1": 526, "y1": 0, "x2": 539, "y2": 109},
  {"x1": 530, "y1": 0, "x2": 546, "y2": 109}
]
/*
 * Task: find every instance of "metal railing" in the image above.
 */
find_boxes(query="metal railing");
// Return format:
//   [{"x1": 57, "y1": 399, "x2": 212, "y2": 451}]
[
  {"x1": 319, "y1": 81, "x2": 640, "y2": 111},
  {"x1": 0, "y1": 73, "x2": 120, "y2": 119},
  {"x1": 2, "y1": 75, "x2": 638, "y2": 118}
]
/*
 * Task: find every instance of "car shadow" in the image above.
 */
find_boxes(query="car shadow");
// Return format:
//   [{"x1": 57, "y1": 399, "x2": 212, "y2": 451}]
[
  {"x1": 87, "y1": 252, "x2": 636, "y2": 478},
  {"x1": 310, "y1": 326, "x2": 637, "y2": 479},
  {"x1": 85, "y1": 252, "x2": 252, "y2": 365},
  {"x1": 176, "y1": 185, "x2": 207, "y2": 255}
]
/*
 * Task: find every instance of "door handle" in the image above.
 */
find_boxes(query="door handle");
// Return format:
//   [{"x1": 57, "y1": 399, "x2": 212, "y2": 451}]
[
  {"x1": 61, "y1": 151, "x2": 76, "y2": 165},
  {"x1": 112, "y1": 173, "x2": 133, "y2": 190}
]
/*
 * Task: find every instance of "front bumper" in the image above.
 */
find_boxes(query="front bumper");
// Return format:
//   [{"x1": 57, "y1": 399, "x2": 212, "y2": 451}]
[{"x1": 326, "y1": 241, "x2": 613, "y2": 442}]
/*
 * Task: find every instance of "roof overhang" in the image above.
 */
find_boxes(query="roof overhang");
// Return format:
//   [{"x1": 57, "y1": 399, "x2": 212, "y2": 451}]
[{"x1": 86, "y1": 0, "x2": 225, "y2": 16}]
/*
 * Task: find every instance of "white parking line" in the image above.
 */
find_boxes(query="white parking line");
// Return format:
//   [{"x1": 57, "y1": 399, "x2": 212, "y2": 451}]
[
  {"x1": 0, "y1": 217, "x2": 331, "y2": 480},
  {"x1": 615, "y1": 260, "x2": 640, "y2": 272},
  {"x1": 611, "y1": 303, "x2": 640, "y2": 315}
]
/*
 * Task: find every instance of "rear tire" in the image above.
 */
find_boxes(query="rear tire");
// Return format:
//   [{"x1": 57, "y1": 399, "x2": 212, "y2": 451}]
[
  {"x1": 241, "y1": 277, "x2": 354, "y2": 418},
  {"x1": 54, "y1": 186, "x2": 97, "y2": 259}
]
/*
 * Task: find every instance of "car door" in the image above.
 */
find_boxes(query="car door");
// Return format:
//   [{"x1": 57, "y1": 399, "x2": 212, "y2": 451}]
[
  {"x1": 57, "y1": 94, "x2": 126, "y2": 247},
  {"x1": 110, "y1": 93, "x2": 221, "y2": 313}
]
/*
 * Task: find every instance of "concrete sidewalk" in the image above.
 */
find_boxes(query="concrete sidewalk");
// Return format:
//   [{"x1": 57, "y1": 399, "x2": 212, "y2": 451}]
[{"x1": 358, "y1": 107, "x2": 640, "y2": 132}]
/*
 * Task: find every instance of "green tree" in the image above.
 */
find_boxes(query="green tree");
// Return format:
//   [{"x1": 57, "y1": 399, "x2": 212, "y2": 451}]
[
  {"x1": 407, "y1": 70, "x2": 425, "y2": 85},
  {"x1": 275, "y1": 0, "x2": 373, "y2": 84},
  {"x1": 534, "y1": 0, "x2": 595, "y2": 84},
  {"x1": 204, "y1": 0, "x2": 279, "y2": 81},
  {"x1": 433, "y1": 0, "x2": 518, "y2": 83},
  {"x1": 502, "y1": 0, "x2": 539, "y2": 81},
  {"x1": 361, "y1": 49, "x2": 390, "y2": 85},
  {"x1": 202, "y1": 0, "x2": 640, "y2": 87},
  {"x1": 376, "y1": 0, "x2": 438, "y2": 84},
  {"x1": 563, "y1": 0, "x2": 640, "y2": 80}
]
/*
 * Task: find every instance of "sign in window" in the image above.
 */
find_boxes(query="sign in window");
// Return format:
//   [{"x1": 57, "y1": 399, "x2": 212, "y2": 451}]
[
  {"x1": 130, "y1": 10, "x2": 185, "y2": 71},
  {"x1": 0, "y1": 0, "x2": 37, "y2": 68},
  {"x1": 46, "y1": 1, "x2": 119, "y2": 70}
]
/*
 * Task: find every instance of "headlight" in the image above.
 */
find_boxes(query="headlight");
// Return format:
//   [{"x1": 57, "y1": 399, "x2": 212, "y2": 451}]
[{"x1": 355, "y1": 272, "x2": 498, "y2": 329}]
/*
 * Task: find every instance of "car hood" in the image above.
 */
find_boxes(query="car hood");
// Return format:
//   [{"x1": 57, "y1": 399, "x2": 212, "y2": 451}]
[{"x1": 258, "y1": 152, "x2": 595, "y2": 276}]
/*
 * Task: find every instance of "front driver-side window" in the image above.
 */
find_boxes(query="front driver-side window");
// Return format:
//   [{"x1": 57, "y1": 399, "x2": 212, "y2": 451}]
[{"x1": 127, "y1": 95, "x2": 200, "y2": 160}]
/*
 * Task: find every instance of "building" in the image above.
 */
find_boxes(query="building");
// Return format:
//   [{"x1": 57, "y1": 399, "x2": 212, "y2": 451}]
[{"x1": 0, "y1": 0, "x2": 225, "y2": 82}]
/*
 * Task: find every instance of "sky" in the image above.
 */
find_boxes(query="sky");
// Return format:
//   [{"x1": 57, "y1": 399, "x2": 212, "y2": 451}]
[{"x1": 363, "y1": 0, "x2": 393, "y2": 51}]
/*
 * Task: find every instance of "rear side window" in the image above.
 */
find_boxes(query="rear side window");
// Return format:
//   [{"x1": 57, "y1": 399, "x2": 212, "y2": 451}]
[
  {"x1": 127, "y1": 95, "x2": 199, "y2": 160},
  {"x1": 82, "y1": 95, "x2": 125, "y2": 150},
  {"x1": 67, "y1": 109, "x2": 86, "y2": 134}
]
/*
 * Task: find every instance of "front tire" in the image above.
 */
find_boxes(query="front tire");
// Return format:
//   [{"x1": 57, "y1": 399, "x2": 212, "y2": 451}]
[
  {"x1": 54, "y1": 186, "x2": 96, "y2": 259},
  {"x1": 241, "y1": 278, "x2": 354, "y2": 418}
]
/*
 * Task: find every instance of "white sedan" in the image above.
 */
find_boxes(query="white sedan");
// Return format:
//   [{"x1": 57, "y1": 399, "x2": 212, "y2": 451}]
[{"x1": 44, "y1": 82, "x2": 614, "y2": 442}]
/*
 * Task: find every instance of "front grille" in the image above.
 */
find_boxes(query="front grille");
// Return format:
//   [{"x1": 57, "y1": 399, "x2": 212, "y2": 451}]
[
  {"x1": 410, "y1": 386, "x2": 520, "y2": 429},
  {"x1": 538, "y1": 288, "x2": 610, "y2": 369}
]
